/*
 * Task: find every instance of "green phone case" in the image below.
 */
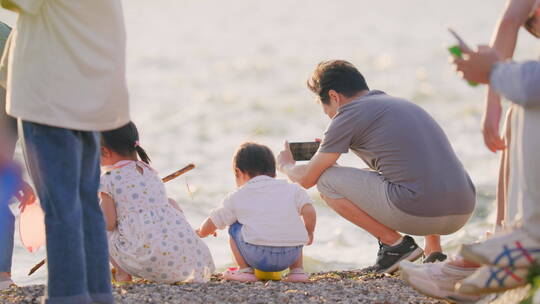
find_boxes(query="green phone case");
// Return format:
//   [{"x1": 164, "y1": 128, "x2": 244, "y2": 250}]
[{"x1": 448, "y1": 45, "x2": 478, "y2": 87}]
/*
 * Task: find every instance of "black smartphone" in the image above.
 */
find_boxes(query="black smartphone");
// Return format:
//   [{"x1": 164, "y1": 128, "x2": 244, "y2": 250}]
[{"x1": 289, "y1": 142, "x2": 320, "y2": 161}]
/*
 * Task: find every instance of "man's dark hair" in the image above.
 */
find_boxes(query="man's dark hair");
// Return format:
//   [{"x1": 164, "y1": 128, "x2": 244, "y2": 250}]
[
  {"x1": 101, "y1": 121, "x2": 151, "y2": 164},
  {"x1": 233, "y1": 142, "x2": 276, "y2": 178},
  {"x1": 307, "y1": 60, "x2": 369, "y2": 104}
]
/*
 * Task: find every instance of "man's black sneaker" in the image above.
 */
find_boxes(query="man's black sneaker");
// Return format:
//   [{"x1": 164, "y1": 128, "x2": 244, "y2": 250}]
[
  {"x1": 374, "y1": 235, "x2": 423, "y2": 274},
  {"x1": 423, "y1": 251, "x2": 448, "y2": 263}
]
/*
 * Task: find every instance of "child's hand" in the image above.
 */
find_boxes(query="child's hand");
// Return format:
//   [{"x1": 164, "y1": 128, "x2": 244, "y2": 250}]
[
  {"x1": 195, "y1": 228, "x2": 205, "y2": 238},
  {"x1": 195, "y1": 228, "x2": 217, "y2": 238},
  {"x1": 307, "y1": 231, "x2": 314, "y2": 246},
  {"x1": 16, "y1": 181, "x2": 37, "y2": 212}
]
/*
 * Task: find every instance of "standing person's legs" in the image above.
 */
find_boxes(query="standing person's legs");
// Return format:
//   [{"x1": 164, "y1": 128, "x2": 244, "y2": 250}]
[
  {"x1": 0, "y1": 199, "x2": 14, "y2": 279},
  {"x1": 459, "y1": 105, "x2": 540, "y2": 268},
  {"x1": 0, "y1": 99, "x2": 17, "y2": 283},
  {"x1": 79, "y1": 132, "x2": 113, "y2": 304},
  {"x1": 21, "y1": 121, "x2": 92, "y2": 304},
  {"x1": 515, "y1": 106, "x2": 540, "y2": 239},
  {"x1": 496, "y1": 107, "x2": 513, "y2": 229}
]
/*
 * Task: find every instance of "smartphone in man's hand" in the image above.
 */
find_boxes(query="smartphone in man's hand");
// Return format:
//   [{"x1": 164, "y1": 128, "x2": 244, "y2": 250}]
[{"x1": 289, "y1": 142, "x2": 320, "y2": 161}]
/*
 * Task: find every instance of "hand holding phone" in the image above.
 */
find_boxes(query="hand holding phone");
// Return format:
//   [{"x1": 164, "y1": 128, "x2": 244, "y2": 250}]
[{"x1": 448, "y1": 28, "x2": 478, "y2": 87}]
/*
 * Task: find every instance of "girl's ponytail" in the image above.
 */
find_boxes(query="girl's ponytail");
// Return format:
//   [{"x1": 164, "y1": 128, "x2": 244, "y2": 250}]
[
  {"x1": 135, "y1": 145, "x2": 151, "y2": 164},
  {"x1": 101, "y1": 121, "x2": 151, "y2": 164}
]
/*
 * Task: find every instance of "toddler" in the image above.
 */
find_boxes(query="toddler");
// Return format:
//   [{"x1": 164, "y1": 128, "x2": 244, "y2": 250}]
[{"x1": 197, "y1": 142, "x2": 316, "y2": 282}]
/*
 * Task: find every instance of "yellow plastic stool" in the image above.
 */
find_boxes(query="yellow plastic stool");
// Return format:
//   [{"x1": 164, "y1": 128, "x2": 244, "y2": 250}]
[{"x1": 254, "y1": 269, "x2": 282, "y2": 281}]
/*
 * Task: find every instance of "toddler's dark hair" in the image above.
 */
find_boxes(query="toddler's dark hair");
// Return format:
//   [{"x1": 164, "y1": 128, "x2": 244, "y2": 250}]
[
  {"x1": 101, "y1": 121, "x2": 151, "y2": 164},
  {"x1": 233, "y1": 142, "x2": 276, "y2": 178}
]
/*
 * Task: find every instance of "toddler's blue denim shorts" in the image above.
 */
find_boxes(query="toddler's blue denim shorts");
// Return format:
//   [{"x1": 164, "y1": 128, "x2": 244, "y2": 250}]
[{"x1": 228, "y1": 222, "x2": 302, "y2": 272}]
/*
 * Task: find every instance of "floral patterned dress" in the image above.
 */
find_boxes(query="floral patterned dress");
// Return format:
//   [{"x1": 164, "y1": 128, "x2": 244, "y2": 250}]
[{"x1": 100, "y1": 160, "x2": 215, "y2": 283}]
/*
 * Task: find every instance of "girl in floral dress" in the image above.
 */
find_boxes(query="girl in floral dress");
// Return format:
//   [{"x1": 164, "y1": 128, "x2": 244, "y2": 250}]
[{"x1": 99, "y1": 122, "x2": 215, "y2": 283}]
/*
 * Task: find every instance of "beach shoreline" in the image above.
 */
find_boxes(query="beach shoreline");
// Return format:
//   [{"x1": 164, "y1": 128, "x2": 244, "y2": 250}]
[{"x1": 1, "y1": 270, "x2": 447, "y2": 304}]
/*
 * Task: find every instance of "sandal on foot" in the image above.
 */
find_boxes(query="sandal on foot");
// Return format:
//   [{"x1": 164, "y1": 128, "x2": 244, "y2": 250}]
[
  {"x1": 0, "y1": 277, "x2": 15, "y2": 291},
  {"x1": 222, "y1": 267, "x2": 259, "y2": 282},
  {"x1": 283, "y1": 268, "x2": 310, "y2": 283},
  {"x1": 111, "y1": 269, "x2": 132, "y2": 285}
]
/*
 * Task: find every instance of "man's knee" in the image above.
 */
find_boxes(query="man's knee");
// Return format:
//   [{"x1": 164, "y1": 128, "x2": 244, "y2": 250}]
[{"x1": 316, "y1": 167, "x2": 340, "y2": 197}]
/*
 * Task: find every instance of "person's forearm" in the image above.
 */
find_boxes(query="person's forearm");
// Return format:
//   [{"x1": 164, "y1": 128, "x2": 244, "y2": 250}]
[
  {"x1": 485, "y1": 87, "x2": 502, "y2": 113},
  {"x1": 283, "y1": 164, "x2": 309, "y2": 185},
  {"x1": 198, "y1": 217, "x2": 217, "y2": 237},
  {"x1": 491, "y1": 61, "x2": 540, "y2": 107},
  {"x1": 301, "y1": 204, "x2": 316, "y2": 234},
  {"x1": 491, "y1": 0, "x2": 536, "y2": 58}
]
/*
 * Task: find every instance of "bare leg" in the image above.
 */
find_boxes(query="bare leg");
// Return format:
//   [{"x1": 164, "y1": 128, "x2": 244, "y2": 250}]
[
  {"x1": 321, "y1": 194, "x2": 401, "y2": 245},
  {"x1": 284, "y1": 250, "x2": 310, "y2": 282},
  {"x1": 110, "y1": 256, "x2": 131, "y2": 282},
  {"x1": 496, "y1": 107, "x2": 512, "y2": 228},
  {"x1": 289, "y1": 249, "x2": 303, "y2": 269},
  {"x1": 424, "y1": 235, "x2": 442, "y2": 256},
  {"x1": 0, "y1": 272, "x2": 9, "y2": 279},
  {"x1": 229, "y1": 237, "x2": 250, "y2": 269},
  {"x1": 448, "y1": 257, "x2": 480, "y2": 268}
]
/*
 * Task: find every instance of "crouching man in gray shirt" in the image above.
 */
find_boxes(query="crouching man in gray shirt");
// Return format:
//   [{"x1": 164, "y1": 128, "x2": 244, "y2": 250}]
[{"x1": 277, "y1": 60, "x2": 476, "y2": 273}]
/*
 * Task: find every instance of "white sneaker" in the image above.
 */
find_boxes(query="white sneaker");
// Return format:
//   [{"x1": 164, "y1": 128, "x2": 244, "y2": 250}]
[
  {"x1": 399, "y1": 260, "x2": 482, "y2": 303},
  {"x1": 456, "y1": 265, "x2": 529, "y2": 295},
  {"x1": 459, "y1": 228, "x2": 540, "y2": 268},
  {"x1": 0, "y1": 277, "x2": 14, "y2": 290}
]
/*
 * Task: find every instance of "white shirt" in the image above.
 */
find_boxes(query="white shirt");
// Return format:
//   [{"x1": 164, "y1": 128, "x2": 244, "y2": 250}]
[
  {"x1": 2, "y1": 0, "x2": 130, "y2": 131},
  {"x1": 210, "y1": 176, "x2": 313, "y2": 247}
]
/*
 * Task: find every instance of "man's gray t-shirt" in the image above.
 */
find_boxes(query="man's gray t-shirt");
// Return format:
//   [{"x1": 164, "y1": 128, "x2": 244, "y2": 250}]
[{"x1": 319, "y1": 90, "x2": 475, "y2": 217}]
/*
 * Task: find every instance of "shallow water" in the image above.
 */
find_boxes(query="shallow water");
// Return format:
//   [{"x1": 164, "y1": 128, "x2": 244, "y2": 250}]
[{"x1": 2, "y1": 0, "x2": 539, "y2": 286}]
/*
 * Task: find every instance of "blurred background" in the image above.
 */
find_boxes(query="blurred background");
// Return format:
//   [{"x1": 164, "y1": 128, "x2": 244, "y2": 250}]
[{"x1": 2, "y1": 0, "x2": 540, "y2": 286}]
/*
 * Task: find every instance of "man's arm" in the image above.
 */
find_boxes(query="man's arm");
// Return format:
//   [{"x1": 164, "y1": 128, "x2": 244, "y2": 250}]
[
  {"x1": 491, "y1": 60, "x2": 540, "y2": 107},
  {"x1": 277, "y1": 142, "x2": 340, "y2": 189}
]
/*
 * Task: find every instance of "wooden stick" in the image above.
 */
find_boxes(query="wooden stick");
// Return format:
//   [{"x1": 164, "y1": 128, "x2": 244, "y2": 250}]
[
  {"x1": 28, "y1": 163, "x2": 196, "y2": 276},
  {"x1": 28, "y1": 259, "x2": 45, "y2": 276},
  {"x1": 161, "y1": 164, "x2": 195, "y2": 183}
]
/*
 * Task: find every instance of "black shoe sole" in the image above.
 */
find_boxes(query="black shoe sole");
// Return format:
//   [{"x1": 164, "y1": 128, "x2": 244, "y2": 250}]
[{"x1": 378, "y1": 247, "x2": 424, "y2": 274}]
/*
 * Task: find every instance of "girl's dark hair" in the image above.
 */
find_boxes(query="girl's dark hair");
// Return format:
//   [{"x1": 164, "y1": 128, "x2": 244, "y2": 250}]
[
  {"x1": 307, "y1": 60, "x2": 369, "y2": 104},
  {"x1": 233, "y1": 142, "x2": 276, "y2": 178},
  {"x1": 101, "y1": 121, "x2": 151, "y2": 164}
]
